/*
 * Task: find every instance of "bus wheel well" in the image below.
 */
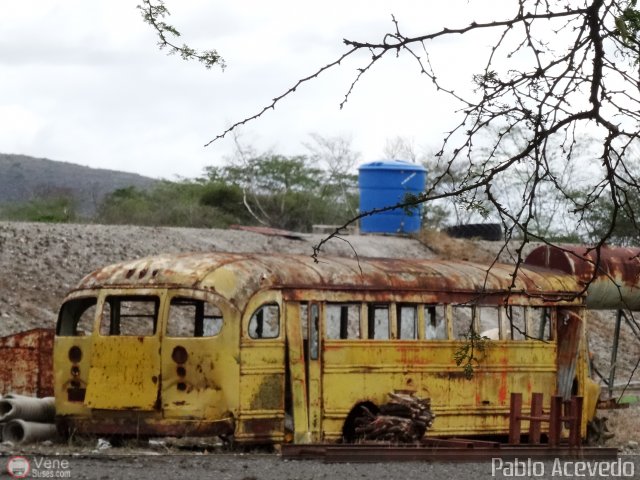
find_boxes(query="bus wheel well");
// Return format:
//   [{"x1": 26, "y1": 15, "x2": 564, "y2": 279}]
[{"x1": 342, "y1": 401, "x2": 379, "y2": 443}]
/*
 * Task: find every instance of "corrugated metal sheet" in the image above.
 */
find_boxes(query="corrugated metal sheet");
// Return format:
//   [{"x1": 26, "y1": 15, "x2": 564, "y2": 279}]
[{"x1": 0, "y1": 328, "x2": 54, "y2": 397}]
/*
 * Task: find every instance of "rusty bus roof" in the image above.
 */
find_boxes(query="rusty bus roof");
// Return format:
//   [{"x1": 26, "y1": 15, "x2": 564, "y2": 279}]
[{"x1": 72, "y1": 253, "x2": 583, "y2": 308}]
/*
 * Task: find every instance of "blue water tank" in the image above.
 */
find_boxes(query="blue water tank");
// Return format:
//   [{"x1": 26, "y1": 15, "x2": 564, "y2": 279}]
[{"x1": 359, "y1": 160, "x2": 427, "y2": 234}]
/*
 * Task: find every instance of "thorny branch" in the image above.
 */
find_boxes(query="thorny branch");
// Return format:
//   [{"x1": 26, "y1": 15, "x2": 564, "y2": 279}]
[
  {"x1": 149, "y1": 1, "x2": 640, "y2": 380},
  {"x1": 207, "y1": 1, "x2": 640, "y2": 265},
  {"x1": 138, "y1": 0, "x2": 225, "y2": 70}
]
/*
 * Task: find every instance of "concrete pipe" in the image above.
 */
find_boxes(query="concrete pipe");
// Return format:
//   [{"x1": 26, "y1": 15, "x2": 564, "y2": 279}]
[
  {"x1": 2, "y1": 419, "x2": 57, "y2": 444},
  {"x1": 0, "y1": 396, "x2": 55, "y2": 423},
  {"x1": 3, "y1": 393, "x2": 35, "y2": 400}
]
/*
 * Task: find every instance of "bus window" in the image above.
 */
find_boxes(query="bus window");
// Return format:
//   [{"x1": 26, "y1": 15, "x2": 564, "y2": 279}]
[
  {"x1": 368, "y1": 304, "x2": 390, "y2": 340},
  {"x1": 57, "y1": 297, "x2": 97, "y2": 336},
  {"x1": 530, "y1": 307, "x2": 552, "y2": 340},
  {"x1": 478, "y1": 306, "x2": 500, "y2": 339},
  {"x1": 425, "y1": 305, "x2": 447, "y2": 339},
  {"x1": 506, "y1": 306, "x2": 526, "y2": 340},
  {"x1": 167, "y1": 297, "x2": 224, "y2": 337},
  {"x1": 452, "y1": 305, "x2": 474, "y2": 339},
  {"x1": 309, "y1": 304, "x2": 319, "y2": 359},
  {"x1": 326, "y1": 304, "x2": 361, "y2": 339},
  {"x1": 300, "y1": 303, "x2": 309, "y2": 339},
  {"x1": 99, "y1": 296, "x2": 159, "y2": 336},
  {"x1": 249, "y1": 304, "x2": 280, "y2": 339},
  {"x1": 397, "y1": 305, "x2": 417, "y2": 339}
]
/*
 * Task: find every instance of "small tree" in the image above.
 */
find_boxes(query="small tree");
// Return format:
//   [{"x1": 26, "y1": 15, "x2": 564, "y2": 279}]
[{"x1": 204, "y1": 148, "x2": 359, "y2": 232}]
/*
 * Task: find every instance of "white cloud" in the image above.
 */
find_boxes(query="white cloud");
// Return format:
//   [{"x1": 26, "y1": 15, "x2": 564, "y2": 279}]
[{"x1": 0, "y1": 0, "x2": 516, "y2": 179}]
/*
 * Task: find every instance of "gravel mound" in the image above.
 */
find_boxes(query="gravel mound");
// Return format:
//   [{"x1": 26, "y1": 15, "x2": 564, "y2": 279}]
[{"x1": 0, "y1": 221, "x2": 434, "y2": 336}]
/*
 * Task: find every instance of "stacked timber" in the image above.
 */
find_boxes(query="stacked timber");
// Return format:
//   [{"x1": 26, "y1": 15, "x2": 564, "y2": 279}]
[{"x1": 354, "y1": 392, "x2": 435, "y2": 443}]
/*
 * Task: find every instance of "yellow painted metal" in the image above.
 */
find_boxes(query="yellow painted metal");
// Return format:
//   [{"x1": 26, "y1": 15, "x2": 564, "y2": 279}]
[
  {"x1": 320, "y1": 338, "x2": 558, "y2": 438},
  {"x1": 389, "y1": 305, "x2": 398, "y2": 340},
  {"x1": 202, "y1": 265, "x2": 239, "y2": 300},
  {"x1": 84, "y1": 289, "x2": 164, "y2": 410},
  {"x1": 445, "y1": 304, "x2": 454, "y2": 339},
  {"x1": 237, "y1": 291, "x2": 286, "y2": 443},
  {"x1": 54, "y1": 292, "x2": 94, "y2": 417},
  {"x1": 307, "y1": 302, "x2": 323, "y2": 441},
  {"x1": 86, "y1": 335, "x2": 161, "y2": 410},
  {"x1": 55, "y1": 252, "x2": 601, "y2": 444},
  {"x1": 576, "y1": 320, "x2": 601, "y2": 437},
  {"x1": 285, "y1": 302, "x2": 310, "y2": 443},
  {"x1": 417, "y1": 305, "x2": 425, "y2": 340},
  {"x1": 160, "y1": 289, "x2": 239, "y2": 421}
]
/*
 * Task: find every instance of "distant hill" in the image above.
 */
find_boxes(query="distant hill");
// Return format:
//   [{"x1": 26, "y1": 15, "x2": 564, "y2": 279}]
[{"x1": 0, "y1": 153, "x2": 157, "y2": 216}]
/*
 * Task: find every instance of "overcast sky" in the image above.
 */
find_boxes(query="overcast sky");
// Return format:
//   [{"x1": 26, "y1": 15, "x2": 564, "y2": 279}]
[{"x1": 0, "y1": 1, "x2": 515, "y2": 179}]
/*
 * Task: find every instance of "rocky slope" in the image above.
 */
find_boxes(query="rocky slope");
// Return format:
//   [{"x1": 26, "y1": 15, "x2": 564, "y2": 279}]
[
  {"x1": 0, "y1": 153, "x2": 156, "y2": 216},
  {"x1": 0, "y1": 221, "x2": 436, "y2": 336}
]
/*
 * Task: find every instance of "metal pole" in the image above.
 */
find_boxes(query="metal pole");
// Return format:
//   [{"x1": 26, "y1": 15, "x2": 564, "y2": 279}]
[
  {"x1": 509, "y1": 393, "x2": 522, "y2": 445},
  {"x1": 608, "y1": 309, "x2": 622, "y2": 399}
]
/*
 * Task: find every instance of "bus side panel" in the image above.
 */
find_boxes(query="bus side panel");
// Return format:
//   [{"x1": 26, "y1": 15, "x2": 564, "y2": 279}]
[
  {"x1": 237, "y1": 292, "x2": 286, "y2": 443},
  {"x1": 238, "y1": 340, "x2": 285, "y2": 442},
  {"x1": 321, "y1": 340, "x2": 557, "y2": 440},
  {"x1": 160, "y1": 290, "x2": 240, "y2": 422},
  {"x1": 54, "y1": 335, "x2": 92, "y2": 417}
]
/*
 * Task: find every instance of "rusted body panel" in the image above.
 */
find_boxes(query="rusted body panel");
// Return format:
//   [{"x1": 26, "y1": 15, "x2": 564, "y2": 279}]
[
  {"x1": 525, "y1": 245, "x2": 640, "y2": 310},
  {"x1": 56, "y1": 253, "x2": 596, "y2": 443},
  {"x1": 56, "y1": 414, "x2": 234, "y2": 437},
  {"x1": 74, "y1": 253, "x2": 583, "y2": 307},
  {"x1": 319, "y1": 339, "x2": 558, "y2": 440},
  {"x1": 55, "y1": 287, "x2": 241, "y2": 439},
  {"x1": 0, "y1": 328, "x2": 54, "y2": 397}
]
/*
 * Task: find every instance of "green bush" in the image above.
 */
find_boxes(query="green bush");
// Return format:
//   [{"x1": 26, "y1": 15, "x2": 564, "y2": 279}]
[{"x1": 0, "y1": 195, "x2": 77, "y2": 223}]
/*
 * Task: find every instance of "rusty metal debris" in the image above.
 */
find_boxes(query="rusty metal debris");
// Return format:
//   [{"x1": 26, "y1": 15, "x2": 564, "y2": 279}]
[
  {"x1": 524, "y1": 245, "x2": 640, "y2": 310},
  {"x1": 230, "y1": 225, "x2": 305, "y2": 240},
  {"x1": 353, "y1": 392, "x2": 434, "y2": 442},
  {"x1": 508, "y1": 392, "x2": 583, "y2": 448},
  {"x1": 280, "y1": 443, "x2": 619, "y2": 463},
  {"x1": 525, "y1": 245, "x2": 640, "y2": 403},
  {"x1": 0, "y1": 328, "x2": 54, "y2": 397}
]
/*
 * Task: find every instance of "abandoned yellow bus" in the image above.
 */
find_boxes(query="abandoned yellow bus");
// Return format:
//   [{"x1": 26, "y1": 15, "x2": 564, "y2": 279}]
[{"x1": 54, "y1": 252, "x2": 599, "y2": 443}]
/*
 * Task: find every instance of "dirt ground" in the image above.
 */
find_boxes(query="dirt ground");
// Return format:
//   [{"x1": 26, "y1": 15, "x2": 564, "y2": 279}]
[{"x1": 1, "y1": 441, "x2": 639, "y2": 480}]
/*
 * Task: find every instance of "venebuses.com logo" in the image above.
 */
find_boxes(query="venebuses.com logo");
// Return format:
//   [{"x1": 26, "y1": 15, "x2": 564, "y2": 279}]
[
  {"x1": 6, "y1": 455, "x2": 71, "y2": 478},
  {"x1": 6, "y1": 456, "x2": 31, "y2": 478}
]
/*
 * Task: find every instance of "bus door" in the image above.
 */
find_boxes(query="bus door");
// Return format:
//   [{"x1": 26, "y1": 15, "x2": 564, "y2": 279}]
[
  {"x1": 160, "y1": 291, "x2": 236, "y2": 421},
  {"x1": 238, "y1": 292, "x2": 286, "y2": 442},
  {"x1": 85, "y1": 291, "x2": 164, "y2": 410},
  {"x1": 284, "y1": 301, "x2": 322, "y2": 443},
  {"x1": 307, "y1": 303, "x2": 322, "y2": 440}
]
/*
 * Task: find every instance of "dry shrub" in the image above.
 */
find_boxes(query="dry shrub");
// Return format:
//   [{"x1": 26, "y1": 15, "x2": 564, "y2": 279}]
[
  {"x1": 603, "y1": 403, "x2": 640, "y2": 447},
  {"x1": 417, "y1": 229, "x2": 497, "y2": 264}
]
